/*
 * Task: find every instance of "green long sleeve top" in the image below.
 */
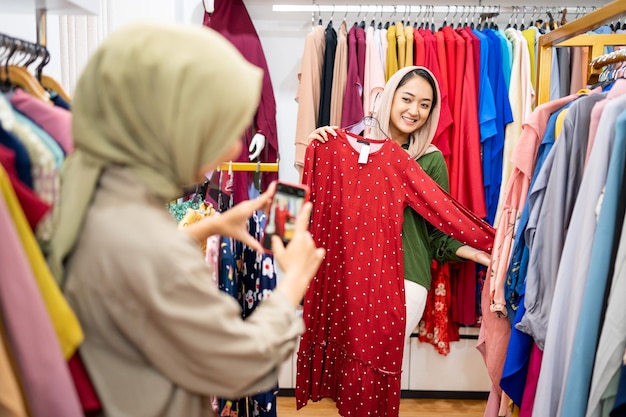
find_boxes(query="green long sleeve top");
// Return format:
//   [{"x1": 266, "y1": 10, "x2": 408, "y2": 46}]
[{"x1": 402, "y1": 148, "x2": 465, "y2": 290}]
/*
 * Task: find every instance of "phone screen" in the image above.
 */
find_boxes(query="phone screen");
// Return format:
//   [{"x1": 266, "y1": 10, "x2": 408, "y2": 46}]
[{"x1": 262, "y1": 183, "x2": 308, "y2": 251}]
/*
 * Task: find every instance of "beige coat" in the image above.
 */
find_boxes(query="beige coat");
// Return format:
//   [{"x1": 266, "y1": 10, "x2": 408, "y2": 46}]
[{"x1": 65, "y1": 167, "x2": 303, "y2": 417}]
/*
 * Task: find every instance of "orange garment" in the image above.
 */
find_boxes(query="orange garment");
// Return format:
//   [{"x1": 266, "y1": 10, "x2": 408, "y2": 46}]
[{"x1": 0, "y1": 319, "x2": 29, "y2": 417}]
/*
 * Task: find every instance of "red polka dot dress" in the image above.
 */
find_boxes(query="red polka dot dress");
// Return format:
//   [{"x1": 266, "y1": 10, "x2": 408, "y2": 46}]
[{"x1": 296, "y1": 130, "x2": 494, "y2": 416}]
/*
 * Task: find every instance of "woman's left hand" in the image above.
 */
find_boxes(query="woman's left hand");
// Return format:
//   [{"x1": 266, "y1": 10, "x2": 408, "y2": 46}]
[
  {"x1": 456, "y1": 245, "x2": 491, "y2": 267},
  {"x1": 473, "y1": 250, "x2": 491, "y2": 267},
  {"x1": 184, "y1": 182, "x2": 276, "y2": 251},
  {"x1": 213, "y1": 182, "x2": 276, "y2": 252}
]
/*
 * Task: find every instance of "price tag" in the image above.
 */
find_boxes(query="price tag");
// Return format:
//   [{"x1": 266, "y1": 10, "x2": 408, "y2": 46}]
[{"x1": 358, "y1": 142, "x2": 370, "y2": 164}]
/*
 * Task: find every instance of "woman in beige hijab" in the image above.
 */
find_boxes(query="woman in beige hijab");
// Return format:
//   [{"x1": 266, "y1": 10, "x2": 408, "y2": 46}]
[
  {"x1": 308, "y1": 66, "x2": 489, "y2": 340},
  {"x1": 48, "y1": 22, "x2": 325, "y2": 417}
]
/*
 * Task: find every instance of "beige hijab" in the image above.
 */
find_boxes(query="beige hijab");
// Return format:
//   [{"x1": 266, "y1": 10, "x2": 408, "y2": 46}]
[
  {"x1": 48, "y1": 22, "x2": 262, "y2": 285},
  {"x1": 369, "y1": 66, "x2": 441, "y2": 160}
]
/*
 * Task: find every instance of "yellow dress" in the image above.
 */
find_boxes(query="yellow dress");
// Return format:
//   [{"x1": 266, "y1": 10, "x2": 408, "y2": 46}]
[{"x1": 0, "y1": 165, "x2": 83, "y2": 359}]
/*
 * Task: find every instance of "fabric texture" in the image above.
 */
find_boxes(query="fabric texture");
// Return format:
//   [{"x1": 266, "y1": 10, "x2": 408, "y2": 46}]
[
  {"x1": 330, "y1": 21, "x2": 348, "y2": 127},
  {"x1": 294, "y1": 25, "x2": 325, "y2": 168},
  {"x1": 0, "y1": 146, "x2": 49, "y2": 230},
  {"x1": 0, "y1": 166, "x2": 83, "y2": 417},
  {"x1": 10, "y1": 88, "x2": 73, "y2": 154},
  {"x1": 561, "y1": 97, "x2": 626, "y2": 417},
  {"x1": 0, "y1": 319, "x2": 29, "y2": 417},
  {"x1": 318, "y1": 21, "x2": 337, "y2": 127}
]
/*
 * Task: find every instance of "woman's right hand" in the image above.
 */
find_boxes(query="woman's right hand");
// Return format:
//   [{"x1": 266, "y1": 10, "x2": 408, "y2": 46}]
[
  {"x1": 308, "y1": 125, "x2": 339, "y2": 143},
  {"x1": 273, "y1": 202, "x2": 326, "y2": 307}
]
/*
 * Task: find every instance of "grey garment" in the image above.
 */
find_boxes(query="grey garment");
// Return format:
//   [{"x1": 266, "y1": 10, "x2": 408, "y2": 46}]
[
  {"x1": 531, "y1": 95, "x2": 626, "y2": 417},
  {"x1": 64, "y1": 167, "x2": 303, "y2": 417},
  {"x1": 586, "y1": 358, "x2": 622, "y2": 417},
  {"x1": 557, "y1": 47, "x2": 571, "y2": 99},
  {"x1": 516, "y1": 93, "x2": 606, "y2": 350},
  {"x1": 550, "y1": 47, "x2": 561, "y2": 101},
  {"x1": 587, "y1": 186, "x2": 626, "y2": 416}
]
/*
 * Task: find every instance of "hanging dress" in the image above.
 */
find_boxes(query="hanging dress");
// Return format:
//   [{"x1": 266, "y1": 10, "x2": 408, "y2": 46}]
[{"x1": 296, "y1": 130, "x2": 494, "y2": 416}]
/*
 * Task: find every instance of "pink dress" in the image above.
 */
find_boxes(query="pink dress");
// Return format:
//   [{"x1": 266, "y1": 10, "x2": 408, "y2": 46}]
[{"x1": 296, "y1": 130, "x2": 494, "y2": 416}]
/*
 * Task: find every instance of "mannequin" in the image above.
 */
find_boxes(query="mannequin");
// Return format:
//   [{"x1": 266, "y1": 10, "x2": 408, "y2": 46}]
[
  {"x1": 248, "y1": 132, "x2": 266, "y2": 160},
  {"x1": 202, "y1": 0, "x2": 214, "y2": 13}
]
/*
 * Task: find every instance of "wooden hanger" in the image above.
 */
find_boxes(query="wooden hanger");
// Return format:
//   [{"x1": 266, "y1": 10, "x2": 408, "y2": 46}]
[
  {"x1": 591, "y1": 48, "x2": 626, "y2": 70},
  {"x1": 41, "y1": 74, "x2": 71, "y2": 103},
  {"x1": 0, "y1": 65, "x2": 51, "y2": 103}
]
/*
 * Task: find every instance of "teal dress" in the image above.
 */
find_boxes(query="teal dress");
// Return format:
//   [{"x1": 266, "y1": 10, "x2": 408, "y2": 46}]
[{"x1": 402, "y1": 147, "x2": 464, "y2": 290}]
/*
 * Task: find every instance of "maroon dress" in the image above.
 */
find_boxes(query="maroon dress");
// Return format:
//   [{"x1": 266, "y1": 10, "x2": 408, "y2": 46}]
[{"x1": 296, "y1": 130, "x2": 494, "y2": 416}]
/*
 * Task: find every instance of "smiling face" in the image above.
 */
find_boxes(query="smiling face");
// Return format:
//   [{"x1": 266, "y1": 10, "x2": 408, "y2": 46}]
[{"x1": 388, "y1": 74, "x2": 434, "y2": 146}]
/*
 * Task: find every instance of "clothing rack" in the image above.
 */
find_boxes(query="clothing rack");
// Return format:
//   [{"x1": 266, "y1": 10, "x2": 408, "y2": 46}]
[
  {"x1": 591, "y1": 48, "x2": 626, "y2": 69},
  {"x1": 272, "y1": 4, "x2": 584, "y2": 15},
  {"x1": 536, "y1": 0, "x2": 626, "y2": 104},
  {"x1": 589, "y1": 48, "x2": 626, "y2": 85},
  {"x1": 0, "y1": 33, "x2": 50, "y2": 80},
  {"x1": 0, "y1": 32, "x2": 73, "y2": 102},
  {"x1": 218, "y1": 161, "x2": 280, "y2": 172},
  {"x1": 274, "y1": 4, "x2": 590, "y2": 27}
]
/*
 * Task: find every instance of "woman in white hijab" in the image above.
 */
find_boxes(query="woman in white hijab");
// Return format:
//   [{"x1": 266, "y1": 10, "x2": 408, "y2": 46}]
[
  {"x1": 48, "y1": 22, "x2": 325, "y2": 417},
  {"x1": 308, "y1": 66, "x2": 490, "y2": 340}
]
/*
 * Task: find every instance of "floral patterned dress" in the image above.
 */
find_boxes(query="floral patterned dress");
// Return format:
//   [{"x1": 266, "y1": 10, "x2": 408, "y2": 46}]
[{"x1": 218, "y1": 209, "x2": 279, "y2": 417}]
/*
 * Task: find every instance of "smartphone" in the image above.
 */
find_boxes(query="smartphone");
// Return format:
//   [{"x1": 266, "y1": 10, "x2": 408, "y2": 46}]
[{"x1": 262, "y1": 182, "x2": 310, "y2": 252}]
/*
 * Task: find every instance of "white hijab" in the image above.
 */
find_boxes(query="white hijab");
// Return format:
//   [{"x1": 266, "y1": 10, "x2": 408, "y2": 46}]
[{"x1": 369, "y1": 66, "x2": 442, "y2": 160}]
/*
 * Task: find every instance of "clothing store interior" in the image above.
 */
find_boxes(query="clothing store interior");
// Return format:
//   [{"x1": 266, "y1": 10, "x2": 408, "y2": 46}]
[{"x1": 2, "y1": 0, "x2": 626, "y2": 416}]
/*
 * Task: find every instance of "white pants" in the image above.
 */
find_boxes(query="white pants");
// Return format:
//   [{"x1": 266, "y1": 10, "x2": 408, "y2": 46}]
[{"x1": 404, "y1": 280, "x2": 428, "y2": 342}]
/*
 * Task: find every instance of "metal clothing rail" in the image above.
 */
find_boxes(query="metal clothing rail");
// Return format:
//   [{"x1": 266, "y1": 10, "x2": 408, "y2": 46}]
[
  {"x1": 218, "y1": 161, "x2": 280, "y2": 172},
  {"x1": 272, "y1": 4, "x2": 587, "y2": 15}
]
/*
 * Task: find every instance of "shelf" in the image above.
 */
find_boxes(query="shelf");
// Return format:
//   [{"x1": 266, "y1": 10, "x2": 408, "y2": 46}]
[{"x1": 0, "y1": 0, "x2": 99, "y2": 15}]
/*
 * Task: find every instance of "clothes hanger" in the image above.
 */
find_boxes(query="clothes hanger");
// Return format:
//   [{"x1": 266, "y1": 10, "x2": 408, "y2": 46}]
[
  {"x1": 487, "y1": 7, "x2": 499, "y2": 31},
  {"x1": 404, "y1": 4, "x2": 410, "y2": 27},
  {"x1": 456, "y1": 6, "x2": 465, "y2": 29},
  {"x1": 430, "y1": 6, "x2": 436, "y2": 32},
  {"x1": 359, "y1": 8, "x2": 366, "y2": 29},
  {"x1": 529, "y1": 6, "x2": 536, "y2": 28},
  {"x1": 33, "y1": 45, "x2": 71, "y2": 102},
  {"x1": 0, "y1": 36, "x2": 50, "y2": 102},
  {"x1": 41, "y1": 75, "x2": 71, "y2": 102},
  {"x1": 353, "y1": 5, "x2": 360, "y2": 28},
  {"x1": 369, "y1": 6, "x2": 377, "y2": 28},
  {"x1": 0, "y1": 66, "x2": 50, "y2": 102},
  {"x1": 385, "y1": 5, "x2": 396, "y2": 29},
  {"x1": 439, "y1": 5, "x2": 450, "y2": 30},
  {"x1": 342, "y1": 114, "x2": 391, "y2": 139}
]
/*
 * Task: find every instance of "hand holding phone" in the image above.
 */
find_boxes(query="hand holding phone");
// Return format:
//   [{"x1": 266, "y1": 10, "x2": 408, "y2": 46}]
[{"x1": 262, "y1": 182, "x2": 310, "y2": 252}]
